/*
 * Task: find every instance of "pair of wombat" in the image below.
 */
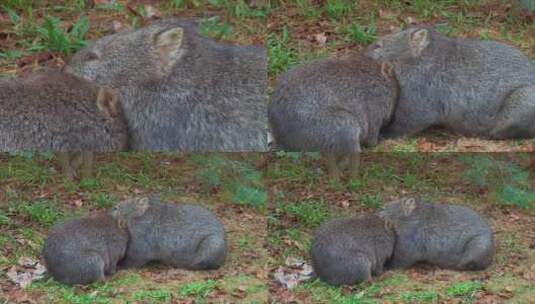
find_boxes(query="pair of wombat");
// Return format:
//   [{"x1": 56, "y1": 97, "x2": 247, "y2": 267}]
[
  {"x1": 310, "y1": 197, "x2": 495, "y2": 286},
  {"x1": 42, "y1": 196, "x2": 227, "y2": 285},
  {"x1": 269, "y1": 26, "x2": 535, "y2": 175},
  {"x1": 1, "y1": 18, "x2": 267, "y2": 153}
]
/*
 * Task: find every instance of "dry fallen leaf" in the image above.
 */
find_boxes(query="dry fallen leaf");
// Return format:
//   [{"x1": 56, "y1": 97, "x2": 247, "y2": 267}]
[{"x1": 314, "y1": 33, "x2": 327, "y2": 46}]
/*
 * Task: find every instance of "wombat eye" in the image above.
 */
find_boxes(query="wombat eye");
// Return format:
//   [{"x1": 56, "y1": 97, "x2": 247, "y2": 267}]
[{"x1": 83, "y1": 52, "x2": 99, "y2": 62}]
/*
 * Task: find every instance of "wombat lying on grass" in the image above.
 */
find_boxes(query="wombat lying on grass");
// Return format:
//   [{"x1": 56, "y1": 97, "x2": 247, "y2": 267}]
[
  {"x1": 378, "y1": 197, "x2": 495, "y2": 271},
  {"x1": 310, "y1": 214, "x2": 395, "y2": 286},
  {"x1": 66, "y1": 18, "x2": 268, "y2": 152},
  {"x1": 0, "y1": 70, "x2": 128, "y2": 151},
  {"x1": 366, "y1": 26, "x2": 535, "y2": 140},
  {"x1": 42, "y1": 213, "x2": 128, "y2": 285},
  {"x1": 269, "y1": 54, "x2": 399, "y2": 179},
  {"x1": 110, "y1": 196, "x2": 227, "y2": 270}
]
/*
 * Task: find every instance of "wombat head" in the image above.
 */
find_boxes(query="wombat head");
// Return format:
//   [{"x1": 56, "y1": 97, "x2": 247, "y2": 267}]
[
  {"x1": 378, "y1": 196, "x2": 420, "y2": 219},
  {"x1": 109, "y1": 196, "x2": 151, "y2": 227},
  {"x1": 366, "y1": 27, "x2": 431, "y2": 61},
  {"x1": 65, "y1": 19, "x2": 189, "y2": 87}
]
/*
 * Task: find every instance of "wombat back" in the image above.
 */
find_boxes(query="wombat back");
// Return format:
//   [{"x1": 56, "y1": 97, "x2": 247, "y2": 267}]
[
  {"x1": 111, "y1": 196, "x2": 227, "y2": 269},
  {"x1": 0, "y1": 70, "x2": 128, "y2": 152},
  {"x1": 310, "y1": 214, "x2": 395, "y2": 285},
  {"x1": 42, "y1": 214, "x2": 128, "y2": 285},
  {"x1": 269, "y1": 54, "x2": 398, "y2": 152},
  {"x1": 380, "y1": 197, "x2": 495, "y2": 270}
]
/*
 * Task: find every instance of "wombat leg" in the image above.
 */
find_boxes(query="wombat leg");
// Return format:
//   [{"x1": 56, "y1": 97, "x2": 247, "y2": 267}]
[
  {"x1": 490, "y1": 85, "x2": 535, "y2": 139},
  {"x1": 80, "y1": 152, "x2": 95, "y2": 180},
  {"x1": 458, "y1": 235, "x2": 494, "y2": 271},
  {"x1": 57, "y1": 152, "x2": 77, "y2": 181},
  {"x1": 190, "y1": 234, "x2": 226, "y2": 270},
  {"x1": 349, "y1": 152, "x2": 360, "y2": 180},
  {"x1": 118, "y1": 255, "x2": 147, "y2": 269},
  {"x1": 325, "y1": 153, "x2": 341, "y2": 181}
]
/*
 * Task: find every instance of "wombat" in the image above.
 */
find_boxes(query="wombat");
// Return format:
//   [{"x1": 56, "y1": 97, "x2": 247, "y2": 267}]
[
  {"x1": 42, "y1": 213, "x2": 128, "y2": 285},
  {"x1": 366, "y1": 26, "x2": 535, "y2": 140},
  {"x1": 378, "y1": 197, "x2": 495, "y2": 271},
  {"x1": 65, "y1": 18, "x2": 268, "y2": 152},
  {"x1": 0, "y1": 70, "x2": 128, "y2": 151},
  {"x1": 109, "y1": 196, "x2": 227, "y2": 270},
  {"x1": 310, "y1": 214, "x2": 395, "y2": 286},
  {"x1": 268, "y1": 54, "x2": 399, "y2": 178}
]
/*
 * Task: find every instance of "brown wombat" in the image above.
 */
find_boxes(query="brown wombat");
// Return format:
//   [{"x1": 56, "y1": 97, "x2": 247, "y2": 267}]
[
  {"x1": 109, "y1": 196, "x2": 227, "y2": 270},
  {"x1": 268, "y1": 54, "x2": 399, "y2": 178},
  {"x1": 42, "y1": 213, "x2": 128, "y2": 285},
  {"x1": 366, "y1": 26, "x2": 535, "y2": 140},
  {"x1": 0, "y1": 70, "x2": 128, "y2": 151},
  {"x1": 378, "y1": 197, "x2": 495, "y2": 271},
  {"x1": 65, "y1": 18, "x2": 267, "y2": 152},
  {"x1": 310, "y1": 214, "x2": 395, "y2": 286}
]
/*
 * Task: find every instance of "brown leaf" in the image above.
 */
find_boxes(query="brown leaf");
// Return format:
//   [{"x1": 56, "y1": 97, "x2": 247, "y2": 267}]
[
  {"x1": 314, "y1": 33, "x2": 327, "y2": 46},
  {"x1": 16, "y1": 52, "x2": 55, "y2": 67}
]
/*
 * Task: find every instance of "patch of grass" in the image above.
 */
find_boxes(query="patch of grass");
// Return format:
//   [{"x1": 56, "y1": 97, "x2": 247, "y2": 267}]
[
  {"x1": 460, "y1": 155, "x2": 534, "y2": 209},
  {"x1": 31, "y1": 15, "x2": 89, "y2": 55},
  {"x1": 343, "y1": 22, "x2": 377, "y2": 45},
  {"x1": 445, "y1": 280, "x2": 482, "y2": 302},
  {"x1": 325, "y1": 0, "x2": 354, "y2": 19},
  {"x1": 193, "y1": 155, "x2": 266, "y2": 208},
  {"x1": 295, "y1": 0, "x2": 322, "y2": 19},
  {"x1": 13, "y1": 199, "x2": 63, "y2": 227},
  {"x1": 281, "y1": 199, "x2": 330, "y2": 228},
  {"x1": 399, "y1": 289, "x2": 438, "y2": 303},
  {"x1": 178, "y1": 279, "x2": 217, "y2": 298},
  {"x1": 360, "y1": 193, "x2": 382, "y2": 209},
  {"x1": 267, "y1": 26, "x2": 298, "y2": 75},
  {"x1": 200, "y1": 16, "x2": 234, "y2": 40},
  {"x1": 88, "y1": 193, "x2": 117, "y2": 209},
  {"x1": 133, "y1": 289, "x2": 173, "y2": 302}
]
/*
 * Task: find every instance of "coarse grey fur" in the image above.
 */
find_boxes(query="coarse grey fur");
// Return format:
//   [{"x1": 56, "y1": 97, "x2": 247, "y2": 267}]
[
  {"x1": 109, "y1": 196, "x2": 227, "y2": 270},
  {"x1": 268, "y1": 54, "x2": 399, "y2": 152},
  {"x1": 42, "y1": 214, "x2": 128, "y2": 285},
  {"x1": 0, "y1": 70, "x2": 128, "y2": 151},
  {"x1": 65, "y1": 18, "x2": 268, "y2": 152},
  {"x1": 310, "y1": 214, "x2": 395, "y2": 286},
  {"x1": 378, "y1": 197, "x2": 495, "y2": 271},
  {"x1": 366, "y1": 26, "x2": 535, "y2": 140}
]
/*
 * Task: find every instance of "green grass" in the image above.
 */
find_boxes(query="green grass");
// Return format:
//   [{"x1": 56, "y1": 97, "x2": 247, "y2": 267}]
[
  {"x1": 460, "y1": 155, "x2": 534, "y2": 209},
  {"x1": 399, "y1": 290, "x2": 438, "y2": 303},
  {"x1": 325, "y1": 0, "x2": 354, "y2": 19},
  {"x1": 267, "y1": 26, "x2": 298, "y2": 75},
  {"x1": 178, "y1": 279, "x2": 217, "y2": 298},
  {"x1": 200, "y1": 16, "x2": 234, "y2": 40},
  {"x1": 12, "y1": 199, "x2": 64, "y2": 227},
  {"x1": 280, "y1": 199, "x2": 330, "y2": 228},
  {"x1": 343, "y1": 22, "x2": 377, "y2": 45}
]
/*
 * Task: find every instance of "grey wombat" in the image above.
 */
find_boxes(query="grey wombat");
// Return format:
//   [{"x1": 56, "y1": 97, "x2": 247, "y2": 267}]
[
  {"x1": 366, "y1": 26, "x2": 535, "y2": 140},
  {"x1": 268, "y1": 54, "x2": 398, "y2": 178},
  {"x1": 42, "y1": 213, "x2": 128, "y2": 285},
  {"x1": 65, "y1": 18, "x2": 268, "y2": 152},
  {"x1": 109, "y1": 196, "x2": 227, "y2": 269},
  {"x1": 0, "y1": 70, "x2": 128, "y2": 151},
  {"x1": 378, "y1": 197, "x2": 495, "y2": 270},
  {"x1": 310, "y1": 214, "x2": 395, "y2": 286}
]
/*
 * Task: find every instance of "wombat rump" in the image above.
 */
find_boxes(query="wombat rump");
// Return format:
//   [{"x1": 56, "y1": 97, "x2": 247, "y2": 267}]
[
  {"x1": 310, "y1": 214, "x2": 395, "y2": 286},
  {"x1": 0, "y1": 70, "x2": 128, "y2": 152},
  {"x1": 110, "y1": 196, "x2": 227, "y2": 270},
  {"x1": 42, "y1": 214, "x2": 128, "y2": 285},
  {"x1": 66, "y1": 18, "x2": 268, "y2": 152},
  {"x1": 379, "y1": 197, "x2": 495, "y2": 271}
]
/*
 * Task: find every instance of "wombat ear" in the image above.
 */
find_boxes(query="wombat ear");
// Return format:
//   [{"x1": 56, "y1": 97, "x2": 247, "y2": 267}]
[
  {"x1": 133, "y1": 197, "x2": 150, "y2": 216},
  {"x1": 381, "y1": 62, "x2": 395, "y2": 78},
  {"x1": 409, "y1": 28, "x2": 430, "y2": 57},
  {"x1": 401, "y1": 197, "x2": 416, "y2": 216},
  {"x1": 154, "y1": 27, "x2": 184, "y2": 75},
  {"x1": 97, "y1": 87, "x2": 121, "y2": 117}
]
